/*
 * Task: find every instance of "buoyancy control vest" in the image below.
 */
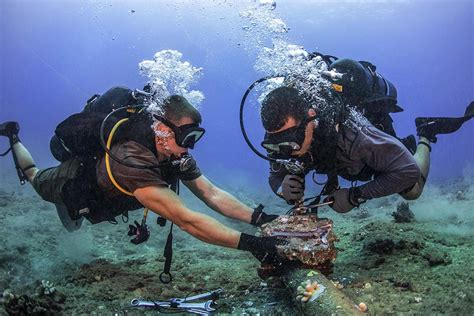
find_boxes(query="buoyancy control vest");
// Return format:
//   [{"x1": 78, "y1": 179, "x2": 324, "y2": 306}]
[
  {"x1": 309, "y1": 52, "x2": 404, "y2": 138},
  {"x1": 50, "y1": 86, "x2": 160, "y2": 224},
  {"x1": 50, "y1": 86, "x2": 153, "y2": 161}
]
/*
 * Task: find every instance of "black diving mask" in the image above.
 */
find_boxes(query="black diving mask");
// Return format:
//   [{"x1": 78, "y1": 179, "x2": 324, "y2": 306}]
[
  {"x1": 153, "y1": 115, "x2": 206, "y2": 149},
  {"x1": 261, "y1": 116, "x2": 316, "y2": 157}
]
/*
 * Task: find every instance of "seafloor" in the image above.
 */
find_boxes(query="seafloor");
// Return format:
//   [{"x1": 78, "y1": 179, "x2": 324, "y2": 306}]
[{"x1": 0, "y1": 174, "x2": 473, "y2": 315}]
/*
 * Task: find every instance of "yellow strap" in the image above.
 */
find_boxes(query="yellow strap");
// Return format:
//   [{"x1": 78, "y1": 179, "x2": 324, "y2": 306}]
[
  {"x1": 332, "y1": 83, "x2": 343, "y2": 92},
  {"x1": 105, "y1": 118, "x2": 134, "y2": 196}
]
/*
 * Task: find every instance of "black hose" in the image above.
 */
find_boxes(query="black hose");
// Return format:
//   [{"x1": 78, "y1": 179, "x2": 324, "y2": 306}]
[
  {"x1": 0, "y1": 147, "x2": 12, "y2": 157},
  {"x1": 239, "y1": 75, "x2": 286, "y2": 162}
]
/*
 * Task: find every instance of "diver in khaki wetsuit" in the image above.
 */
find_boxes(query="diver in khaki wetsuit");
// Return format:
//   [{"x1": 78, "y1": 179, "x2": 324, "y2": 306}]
[
  {"x1": 0, "y1": 88, "x2": 288, "y2": 268},
  {"x1": 258, "y1": 85, "x2": 473, "y2": 212}
]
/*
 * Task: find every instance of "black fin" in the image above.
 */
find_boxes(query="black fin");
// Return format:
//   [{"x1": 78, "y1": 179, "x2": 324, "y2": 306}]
[
  {"x1": 416, "y1": 116, "x2": 470, "y2": 142},
  {"x1": 464, "y1": 101, "x2": 474, "y2": 118},
  {"x1": 0, "y1": 121, "x2": 20, "y2": 138}
]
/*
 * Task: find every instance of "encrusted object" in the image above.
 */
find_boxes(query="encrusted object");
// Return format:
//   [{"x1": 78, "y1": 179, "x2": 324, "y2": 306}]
[{"x1": 259, "y1": 215, "x2": 337, "y2": 275}]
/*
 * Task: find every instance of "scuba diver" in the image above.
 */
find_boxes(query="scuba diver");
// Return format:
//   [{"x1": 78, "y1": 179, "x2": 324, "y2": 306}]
[
  {"x1": 0, "y1": 86, "x2": 286, "y2": 275},
  {"x1": 242, "y1": 56, "x2": 473, "y2": 213}
]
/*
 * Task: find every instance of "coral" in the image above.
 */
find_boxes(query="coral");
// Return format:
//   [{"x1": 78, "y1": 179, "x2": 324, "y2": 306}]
[
  {"x1": 358, "y1": 302, "x2": 368, "y2": 312},
  {"x1": 392, "y1": 202, "x2": 415, "y2": 223},
  {"x1": 295, "y1": 279, "x2": 326, "y2": 303},
  {"x1": 36, "y1": 280, "x2": 56, "y2": 296},
  {"x1": 351, "y1": 207, "x2": 370, "y2": 220},
  {"x1": 2, "y1": 288, "x2": 65, "y2": 315}
]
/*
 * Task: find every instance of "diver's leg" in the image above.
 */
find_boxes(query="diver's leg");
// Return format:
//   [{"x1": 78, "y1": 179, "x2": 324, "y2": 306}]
[
  {"x1": 401, "y1": 137, "x2": 430, "y2": 200},
  {"x1": 401, "y1": 102, "x2": 473, "y2": 200},
  {"x1": 414, "y1": 101, "x2": 474, "y2": 143},
  {"x1": 11, "y1": 142, "x2": 39, "y2": 182},
  {"x1": 0, "y1": 122, "x2": 39, "y2": 182}
]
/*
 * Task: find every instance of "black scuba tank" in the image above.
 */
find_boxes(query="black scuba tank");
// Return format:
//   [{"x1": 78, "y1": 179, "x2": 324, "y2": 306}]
[
  {"x1": 328, "y1": 59, "x2": 403, "y2": 113},
  {"x1": 50, "y1": 86, "x2": 143, "y2": 162}
]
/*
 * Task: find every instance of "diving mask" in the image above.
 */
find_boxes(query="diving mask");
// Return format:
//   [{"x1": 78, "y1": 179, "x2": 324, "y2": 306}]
[
  {"x1": 261, "y1": 116, "x2": 316, "y2": 157},
  {"x1": 154, "y1": 115, "x2": 205, "y2": 149}
]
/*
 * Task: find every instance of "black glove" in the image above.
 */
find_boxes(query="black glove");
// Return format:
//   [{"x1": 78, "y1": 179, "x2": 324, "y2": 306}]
[
  {"x1": 128, "y1": 220, "x2": 150, "y2": 244},
  {"x1": 324, "y1": 187, "x2": 365, "y2": 213},
  {"x1": 281, "y1": 174, "x2": 305, "y2": 204},
  {"x1": 250, "y1": 204, "x2": 279, "y2": 227},
  {"x1": 238, "y1": 233, "x2": 288, "y2": 266}
]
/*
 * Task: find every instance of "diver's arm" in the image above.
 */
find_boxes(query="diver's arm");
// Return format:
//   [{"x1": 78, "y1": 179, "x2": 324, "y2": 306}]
[
  {"x1": 183, "y1": 176, "x2": 253, "y2": 223},
  {"x1": 356, "y1": 126, "x2": 421, "y2": 199},
  {"x1": 134, "y1": 185, "x2": 240, "y2": 248}
]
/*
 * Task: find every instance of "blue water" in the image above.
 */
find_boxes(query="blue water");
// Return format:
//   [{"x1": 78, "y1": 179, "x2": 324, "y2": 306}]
[{"x1": 1, "y1": 0, "x2": 472, "y2": 190}]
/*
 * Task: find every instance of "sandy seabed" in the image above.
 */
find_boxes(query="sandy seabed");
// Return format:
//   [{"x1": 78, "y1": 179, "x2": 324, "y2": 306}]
[{"x1": 0, "y1": 176, "x2": 473, "y2": 315}]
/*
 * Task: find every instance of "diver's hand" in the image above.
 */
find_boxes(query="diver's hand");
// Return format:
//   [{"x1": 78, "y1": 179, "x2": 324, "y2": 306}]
[
  {"x1": 250, "y1": 204, "x2": 279, "y2": 227},
  {"x1": 254, "y1": 213, "x2": 279, "y2": 227},
  {"x1": 128, "y1": 220, "x2": 150, "y2": 244},
  {"x1": 281, "y1": 175, "x2": 305, "y2": 204},
  {"x1": 325, "y1": 187, "x2": 364, "y2": 213},
  {"x1": 238, "y1": 233, "x2": 289, "y2": 265}
]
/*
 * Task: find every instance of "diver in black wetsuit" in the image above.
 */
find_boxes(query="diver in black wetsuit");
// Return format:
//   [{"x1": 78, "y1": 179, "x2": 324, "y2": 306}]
[{"x1": 258, "y1": 81, "x2": 473, "y2": 213}]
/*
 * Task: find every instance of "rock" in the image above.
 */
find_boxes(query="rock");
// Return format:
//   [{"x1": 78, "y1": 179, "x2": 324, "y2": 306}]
[
  {"x1": 421, "y1": 248, "x2": 452, "y2": 266},
  {"x1": 355, "y1": 256, "x2": 385, "y2": 270},
  {"x1": 4, "y1": 291, "x2": 64, "y2": 315},
  {"x1": 389, "y1": 278, "x2": 413, "y2": 291},
  {"x1": 453, "y1": 190, "x2": 467, "y2": 201},
  {"x1": 392, "y1": 202, "x2": 415, "y2": 223},
  {"x1": 364, "y1": 239, "x2": 395, "y2": 255}
]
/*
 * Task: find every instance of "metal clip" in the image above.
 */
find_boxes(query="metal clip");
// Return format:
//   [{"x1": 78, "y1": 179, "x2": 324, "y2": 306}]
[
  {"x1": 277, "y1": 158, "x2": 305, "y2": 175},
  {"x1": 131, "y1": 288, "x2": 223, "y2": 315}
]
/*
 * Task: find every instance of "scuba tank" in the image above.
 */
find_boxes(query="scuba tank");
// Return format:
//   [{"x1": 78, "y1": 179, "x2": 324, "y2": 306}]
[
  {"x1": 50, "y1": 86, "x2": 151, "y2": 162},
  {"x1": 309, "y1": 53, "x2": 403, "y2": 113},
  {"x1": 328, "y1": 58, "x2": 403, "y2": 114},
  {"x1": 312, "y1": 53, "x2": 414, "y2": 150}
]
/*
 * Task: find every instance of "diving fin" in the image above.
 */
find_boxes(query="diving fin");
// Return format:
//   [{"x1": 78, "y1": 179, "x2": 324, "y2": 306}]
[
  {"x1": 416, "y1": 101, "x2": 474, "y2": 143},
  {"x1": 464, "y1": 101, "x2": 474, "y2": 118},
  {"x1": 0, "y1": 121, "x2": 20, "y2": 139},
  {"x1": 55, "y1": 204, "x2": 83, "y2": 232}
]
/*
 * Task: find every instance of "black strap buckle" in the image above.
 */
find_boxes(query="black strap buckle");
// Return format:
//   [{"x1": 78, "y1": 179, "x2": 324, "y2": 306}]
[{"x1": 250, "y1": 204, "x2": 265, "y2": 226}]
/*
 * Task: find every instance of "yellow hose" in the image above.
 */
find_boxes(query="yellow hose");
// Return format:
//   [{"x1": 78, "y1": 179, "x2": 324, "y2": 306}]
[{"x1": 105, "y1": 118, "x2": 134, "y2": 196}]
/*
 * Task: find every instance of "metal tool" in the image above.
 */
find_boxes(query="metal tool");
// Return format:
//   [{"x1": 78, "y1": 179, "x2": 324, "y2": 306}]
[
  {"x1": 290, "y1": 199, "x2": 334, "y2": 215},
  {"x1": 131, "y1": 288, "x2": 223, "y2": 315}
]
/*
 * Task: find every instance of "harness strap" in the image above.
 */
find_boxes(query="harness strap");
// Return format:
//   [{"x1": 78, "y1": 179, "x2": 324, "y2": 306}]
[
  {"x1": 159, "y1": 179, "x2": 179, "y2": 284},
  {"x1": 22, "y1": 164, "x2": 37, "y2": 172},
  {"x1": 159, "y1": 223, "x2": 174, "y2": 284},
  {"x1": 250, "y1": 204, "x2": 265, "y2": 226},
  {"x1": 10, "y1": 145, "x2": 27, "y2": 185},
  {"x1": 418, "y1": 140, "x2": 432, "y2": 152}
]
